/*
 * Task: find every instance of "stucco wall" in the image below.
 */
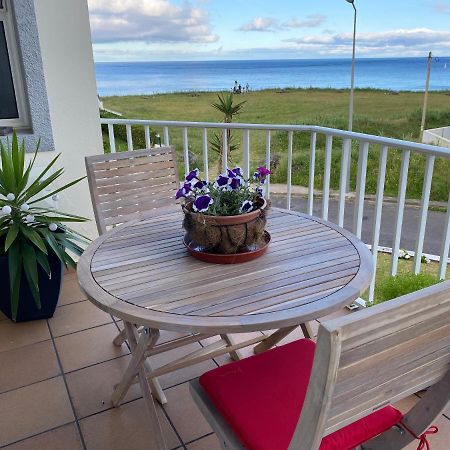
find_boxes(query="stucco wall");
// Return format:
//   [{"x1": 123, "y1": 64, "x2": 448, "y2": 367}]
[
  {"x1": 0, "y1": 0, "x2": 54, "y2": 151},
  {"x1": 30, "y1": 0, "x2": 103, "y2": 239}
]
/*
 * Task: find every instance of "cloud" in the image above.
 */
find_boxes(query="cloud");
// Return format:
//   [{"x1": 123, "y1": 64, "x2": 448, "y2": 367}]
[
  {"x1": 285, "y1": 28, "x2": 450, "y2": 55},
  {"x1": 238, "y1": 14, "x2": 326, "y2": 33},
  {"x1": 87, "y1": 0, "x2": 218, "y2": 43},
  {"x1": 237, "y1": 17, "x2": 279, "y2": 32},
  {"x1": 432, "y1": 1, "x2": 450, "y2": 13},
  {"x1": 283, "y1": 14, "x2": 327, "y2": 29}
]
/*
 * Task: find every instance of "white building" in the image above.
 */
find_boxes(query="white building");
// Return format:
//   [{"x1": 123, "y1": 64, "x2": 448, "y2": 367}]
[{"x1": 0, "y1": 0, "x2": 102, "y2": 238}]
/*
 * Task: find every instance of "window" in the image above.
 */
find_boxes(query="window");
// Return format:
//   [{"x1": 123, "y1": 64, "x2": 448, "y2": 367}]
[{"x1": 0, "y1": 0, "x2": 29, "y2": 129}]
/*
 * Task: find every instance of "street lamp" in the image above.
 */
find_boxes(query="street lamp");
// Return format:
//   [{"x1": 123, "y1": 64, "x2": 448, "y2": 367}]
[{"x1": 346, "y1": 0, "x2": 357, "y2": 132}]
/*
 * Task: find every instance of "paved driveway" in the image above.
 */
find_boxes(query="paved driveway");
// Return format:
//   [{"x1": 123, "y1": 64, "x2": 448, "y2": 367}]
[{"x1": 270, "y1": 194, "x2": 447, "y2": 256}]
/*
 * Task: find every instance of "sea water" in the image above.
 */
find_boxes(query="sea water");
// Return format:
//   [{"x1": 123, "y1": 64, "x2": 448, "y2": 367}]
[{"x1": 95, "y1": 57, "x2": 450, "y2": 96}]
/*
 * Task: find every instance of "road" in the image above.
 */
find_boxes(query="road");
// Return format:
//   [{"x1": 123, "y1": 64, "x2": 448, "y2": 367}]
[{"x1": 270, "y1": 194, "x2": 447, "y2": 256}]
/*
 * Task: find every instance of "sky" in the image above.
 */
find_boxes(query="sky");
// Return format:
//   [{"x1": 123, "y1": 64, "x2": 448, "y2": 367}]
[{"x1": 87, "y1": 0, "x2": 450, "y2": 62}]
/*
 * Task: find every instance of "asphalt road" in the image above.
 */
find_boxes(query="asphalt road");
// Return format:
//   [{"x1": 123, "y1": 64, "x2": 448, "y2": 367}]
[{"x1": 270, "y1": 194, "x2": 447, "y2": 256}]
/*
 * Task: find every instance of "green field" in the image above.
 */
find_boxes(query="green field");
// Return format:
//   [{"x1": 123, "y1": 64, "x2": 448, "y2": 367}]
[{"x1": 102, "y1": 88, "x2": 450, "y2": 201}]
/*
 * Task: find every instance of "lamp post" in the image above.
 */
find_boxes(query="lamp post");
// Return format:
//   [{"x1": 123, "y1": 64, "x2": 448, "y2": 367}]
[
  {"x1": 346, "y1": 0, "x2": 357, "y2": 132},
  {"x1": 345, "y1": 0, "x2": 357, "y2": 193}
]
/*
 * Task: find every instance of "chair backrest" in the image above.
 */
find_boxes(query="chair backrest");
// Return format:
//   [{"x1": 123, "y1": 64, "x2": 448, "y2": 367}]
[
  {"x1": 85, "y1": 147, "x2": 179, "y2": 234},
  {"x1": 290, "y1": 280, "x2": 450, "y2": 450}
]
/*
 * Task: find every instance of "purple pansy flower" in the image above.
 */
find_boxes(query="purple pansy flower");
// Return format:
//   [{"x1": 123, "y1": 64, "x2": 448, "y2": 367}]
[
  {"x1": 256, "y1": 166, "x2": 272, "y2": 177},
  {"x1": 227, "y1": 167, "x2": 243, "y2": 178},
  {"x1": 256, "y1": 187, "x2": 264, "y2": 197},
  {"x1": 192, "y1": 179, "x2": 207, "y2": 189},
  {"x1": 214, "y1": 174, "x2": 230, "y2": 190},
  {"x1": 175, "y1": 182, "x2": 193, "y2": 199},
  {"x1": 193, "y1": 195, "x2": 214, "y2": 213},
  {"x1": 239, "y1": 200, "x2": 253, "y2": 213},
  {"x1": 229, "y1": 177, "x2": 242, "y2": 190},
  {"x1": 185, "y1": 169, "x2": 200, "y2": 182}
]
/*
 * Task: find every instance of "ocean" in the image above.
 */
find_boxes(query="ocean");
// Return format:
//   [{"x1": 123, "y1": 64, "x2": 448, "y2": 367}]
[{"x1": 95, "y1": 57, "x2": 450, "y2": 97}]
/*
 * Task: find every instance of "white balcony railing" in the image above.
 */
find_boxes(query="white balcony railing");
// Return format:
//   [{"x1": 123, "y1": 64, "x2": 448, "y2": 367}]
[{"x1": 100, "y1": 118, "x2": 450, "y2": 302}]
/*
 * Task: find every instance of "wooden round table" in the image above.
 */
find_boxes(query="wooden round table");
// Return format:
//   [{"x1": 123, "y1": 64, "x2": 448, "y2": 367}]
[
  {"x1": 78, "y1": 206, "x2": 373, "y2": 448},
  {"x1": 78, "y1": 206, "x2": 373, "y2": 335}
]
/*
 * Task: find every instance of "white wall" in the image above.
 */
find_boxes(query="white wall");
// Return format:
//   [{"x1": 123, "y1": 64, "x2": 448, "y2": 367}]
[{"x1": 32, "y1": 0, "x2": 103, "y2": 239}]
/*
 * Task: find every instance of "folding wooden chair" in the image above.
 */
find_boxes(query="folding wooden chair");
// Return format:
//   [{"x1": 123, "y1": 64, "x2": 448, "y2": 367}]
[
  {"x1": 85, "y1": 147, "x2": 179, "y2": 235},
  {"x1": 191, "y1": 280, "x2": 450, "y2": 450}
]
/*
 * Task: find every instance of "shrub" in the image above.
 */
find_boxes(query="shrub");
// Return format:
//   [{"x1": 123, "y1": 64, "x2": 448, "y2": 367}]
[{"x1": 375, "y1": 273, "x2": 440, "y2": 304}]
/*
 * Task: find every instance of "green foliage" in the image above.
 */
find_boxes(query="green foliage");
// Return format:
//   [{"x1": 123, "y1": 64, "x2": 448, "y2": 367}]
[
  {"x1": 374, "y1": 273, "x2": 440, "y2": 305},
  {"x1": 0, "y1": 132, "x2": 89, "y2": 320},
  {"x1": 100, "y1": 110, "x2": 160, "y2": 153},
  {"x1": 210, "y1": 93, "x2": 247, "y2": 172},
  {"x1": 101, "y1": 89, "x2": 450, "y2": 200},
  {"x1": 211, "y1": 93, "x2": 246, "y2": 123}
]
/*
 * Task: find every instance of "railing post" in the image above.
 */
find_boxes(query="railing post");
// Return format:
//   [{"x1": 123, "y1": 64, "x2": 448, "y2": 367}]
[
  {"x1": 414, "y1": 155, "x2": 435, "y2": 274},
  {"x1": 338, "y1": 138, "x2": 351, "y2": 227},
  {"x1": 144, "y1": 126, "x2": 151, "y2": 149},
  {"x1": 202, "y1": 128, "x2": 209, "y2": 182},
  {"x1": 265, "y1": 130, "x2": 271, "y2": 199},
  {"x1": 126, "y1": 124, "x2": 133, "y2": 151},
  {"x1": 438, "y1": 191, "x2": 450, "y2": 280},
  {"x1": 352, "y1": 141, "x2": 369, "y2": 239},
  {"x1": 163, "y1": 126, "x2": 170, "y2": 146},
  {"x1": 107, "y1": 124, "x2": 116, "y2": 153},
  {"x1": 243, "y1": 129, "x2": 250, "y2": 178},
  {"x1": 369, "y1": 145, "x2": 388, "y2": 302},
  {"x1": 183, "y1": 127, "x2": 189, "y2": 175},
  {"x1": 321, "y1": 135, "x2": 333, "y2": 221},
  {"x1": 390, "y1": 149, "x2": 411, "y2": 276},
  {"x1": 308, "y1": 132, "x2": 316, "y2": 216},
  {"x1": 287, "y1": 131, "x2": 293, "y2": 210},
  {"x1": 222, "y1": 128, "x2": 228, "y2": 172}
]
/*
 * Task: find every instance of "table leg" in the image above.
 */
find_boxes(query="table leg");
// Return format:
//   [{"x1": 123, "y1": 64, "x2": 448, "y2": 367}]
[
  {"x1": 113, "y1": 327, "x2": 127, "y2": 346},
  {"x1": 253, "y1": 322, "x2": 314, "y2": 354},
  {"x1": 124, "y1": 323, "x2": 167, "y2": 450},
  {"x1": 300, "y1": 322, "x2": 314, "y2": 339},
  {"x1": 112, "y1": 323, "x2": 166, "y2": 406},
  {"x1": 221, "y1": 334, "x2": 241, "y2": 361},
  {"x1": 253, "y1": 326, "x2": 298, "y2": 354}
]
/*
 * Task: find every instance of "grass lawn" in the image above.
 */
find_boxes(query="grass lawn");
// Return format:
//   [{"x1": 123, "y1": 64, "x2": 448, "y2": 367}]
[
  {"x1": 101, "y1": 88, "x2": 450, "y2": 201},
  {"x1": 362, "y1": 252, "x2": 449, "y2": 303}
]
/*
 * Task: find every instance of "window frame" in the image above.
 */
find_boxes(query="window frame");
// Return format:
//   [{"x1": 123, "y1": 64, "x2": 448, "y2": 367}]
[{"x1": 0, "y1": 0, "x2": 30, "y2": 130}]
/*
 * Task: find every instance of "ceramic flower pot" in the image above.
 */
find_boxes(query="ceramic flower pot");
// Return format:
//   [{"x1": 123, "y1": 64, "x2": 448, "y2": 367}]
[
  {"x1": 0, "y1": 251, "x2": 64, "y2": 322},
  {"x1": 182, "y1": 197, "x2": 268, "y2": 254}
]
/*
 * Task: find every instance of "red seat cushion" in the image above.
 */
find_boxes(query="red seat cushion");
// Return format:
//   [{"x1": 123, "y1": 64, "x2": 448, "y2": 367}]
[{"x1": 199, "y1": 339, "x2": 403, "y2": 450}]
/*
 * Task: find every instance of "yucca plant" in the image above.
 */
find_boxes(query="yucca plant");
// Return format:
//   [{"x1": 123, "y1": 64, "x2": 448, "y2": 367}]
[
  {"x1": 210, "y1": 93, "x2": 246, "y2": 173},
  {"x1": 0, "y1": 132, "x2": 89, "y2": 320}
]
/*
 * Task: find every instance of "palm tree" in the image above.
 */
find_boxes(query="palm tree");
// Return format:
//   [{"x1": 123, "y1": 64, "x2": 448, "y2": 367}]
[{"x1": 210, "y1": 93, "x2": 246, "y2": 173}]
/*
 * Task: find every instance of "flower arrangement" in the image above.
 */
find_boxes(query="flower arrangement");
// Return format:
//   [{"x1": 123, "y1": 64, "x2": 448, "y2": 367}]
[
  {"x1": 176, "y1": 166, "x2": 272, "y2": 216},
  {"x1": 178, "y1": 166, "x2": 272, "y2": 256}
]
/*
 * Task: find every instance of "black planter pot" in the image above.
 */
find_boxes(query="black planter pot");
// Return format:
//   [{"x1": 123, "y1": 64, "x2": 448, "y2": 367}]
[{"x1": 0, "y1": 251, "x2": 64, "y2": 322}]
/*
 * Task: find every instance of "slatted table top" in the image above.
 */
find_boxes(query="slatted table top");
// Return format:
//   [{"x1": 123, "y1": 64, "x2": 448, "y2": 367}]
[{"x1": 78, "y1": 207, "x2": 373, "y2": 334}]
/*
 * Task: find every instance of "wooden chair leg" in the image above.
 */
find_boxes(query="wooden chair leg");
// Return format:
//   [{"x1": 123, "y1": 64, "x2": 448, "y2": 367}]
[
  {"x1": 253, "y1": 326, "x2": 298, "y2": 354},
  {"x1": 300, "y1": 322, "x2": 314, "y2": 339},
  {"x1": 221, "y1": 334, "x2": 241, "y2": 361},
  {"x1": 111, "y1": 323, "x2": 154, "y2": 407},
  {"x1": 124, "y1": 323, "x2": 167, "y2": 450},
  {"x1": 113, "y1": 327, "x2": 127, "y2": 346}
]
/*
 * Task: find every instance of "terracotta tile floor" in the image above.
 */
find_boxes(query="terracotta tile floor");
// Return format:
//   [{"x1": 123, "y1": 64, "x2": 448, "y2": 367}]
[{"x1": 0, "y1": 271, "x2": 449, "y2": 450}]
